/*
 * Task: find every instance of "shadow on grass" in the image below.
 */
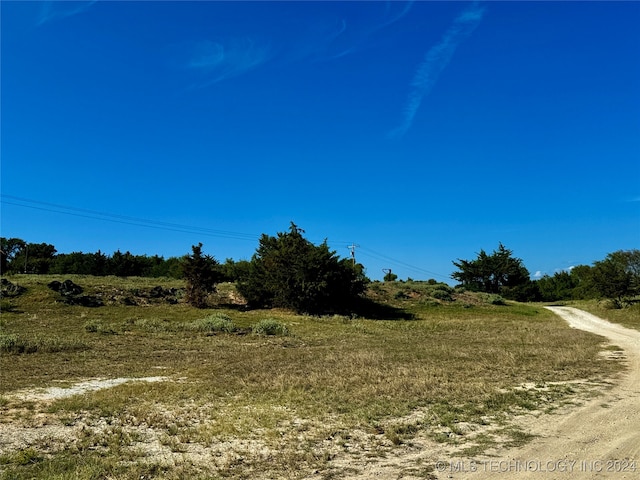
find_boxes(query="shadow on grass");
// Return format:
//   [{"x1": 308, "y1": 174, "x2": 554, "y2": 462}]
[
  {"x1": 0, "y1": 301, "x2": 23, "y2": 314},
  {"x1": 213, "y1": 303, "x2": 251, "y2": 311},
  {"x1": 351, "y1": 297, "x2": 415, "y2": 320},
  {"x1": 219, "y1": 298, "x2": 414, "y2": 320}
]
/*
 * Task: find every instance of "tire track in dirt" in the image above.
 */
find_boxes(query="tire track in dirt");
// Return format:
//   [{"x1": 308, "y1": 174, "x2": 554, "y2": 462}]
[{"x1": 446, "y1": 307, "x2": 640, "y2": 480}]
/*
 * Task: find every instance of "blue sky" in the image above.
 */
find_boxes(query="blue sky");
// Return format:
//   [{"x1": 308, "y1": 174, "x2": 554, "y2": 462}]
[{"x1": 2, "y1": 1, "x2": 639, "y2": 282}]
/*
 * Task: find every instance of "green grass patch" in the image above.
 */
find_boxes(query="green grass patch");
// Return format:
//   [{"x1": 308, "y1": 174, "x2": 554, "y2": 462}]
[
  {"x1": 0, "y1": 332, "x2": 88, "y2": 354},
  {"x1": 0, "y1": 448, "x2": 43, "y2": 467},
  {"x1": 83, "y1": 319, "x2": 117, "y2": 335}
]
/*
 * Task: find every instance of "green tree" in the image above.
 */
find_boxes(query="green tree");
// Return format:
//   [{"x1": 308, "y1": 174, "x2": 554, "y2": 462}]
[
  {"x1": 182, "y1": 243, "x2": 223, "y2": 308},
  {"x1": 568, "y1": 264, "x2": 596, "y2": 299},
  {"x1": 149, "y1": 256, "x2": 183, "y2": 278},
  {"x1": 108, "y1": 250, "x2": 139, "y2": 276},
  {"x1": 537, "y1": 271, "x2": 578, "y2": 301},
  {"x1": 107, "y1": 250, "x2": 161, "y2": 277},
  {"x1": 590, "y1": 250, "x2": 640, "y2": 307},
  {"x1": 1, "y1": 237, "x2": 26, "y2": 274},
  {"x1": 92, "y1": 250, "x2": 109, "y2": 276},
  {"x1": 452, "y1": 243, "x2": 530, "y2": 297},
  {"x1": 10, "y1": 242, "x2": 57, "y2": 274},
  {"x1": 50, "y1": 252, "x2": 96, "y2": 275},
  {"x1": 383, "y1": 270, "x2": 398, "y2": 282},
  {"x1": 218, "y1": 258, "x2": 248, "y2": 282},
  {"x1": 236, "y1": 223, "x2": 368, "y2": 314}
]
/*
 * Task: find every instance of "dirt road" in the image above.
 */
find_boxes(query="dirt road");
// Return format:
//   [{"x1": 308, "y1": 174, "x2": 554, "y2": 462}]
[{"x1": 446, "y1": 306, "x2": 640, "y2": 480}]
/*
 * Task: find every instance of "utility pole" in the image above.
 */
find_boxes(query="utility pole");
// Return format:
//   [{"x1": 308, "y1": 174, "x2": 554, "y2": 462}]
[
  {"x1": 382, "y1": 268, "x2": 392, "y2": 281},
  {"x1": 347, "y1": 243, "x2": 359, "y2": 266}
]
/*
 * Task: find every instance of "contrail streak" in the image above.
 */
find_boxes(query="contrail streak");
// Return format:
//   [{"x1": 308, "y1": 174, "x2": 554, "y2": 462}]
[
  {"x1": 37, "y1": 0, "x2": 97, "y2": 26},
  {"x1": 389, "y1": 2, "x2": 485, "y2": 138}
]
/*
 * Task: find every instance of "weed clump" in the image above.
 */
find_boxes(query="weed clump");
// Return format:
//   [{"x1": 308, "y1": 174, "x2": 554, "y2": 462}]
[
  {"x1": 133, "y1": 318, "x2": 173, "y2": 332},
  {"x1": 252, "y1": 318, "x2": 289, "y2": 336},
  {"x1": 84, "y1": 320, "x2": 117, "y2": 335},
  {"x1": 192, "y1": 313, "x2": 236, "y2": 333},
  {"x1": 0, "y1": 333, "x2": 19, "y2": 352},
  {"x1": 487, "y1": 295, "x2": 507, "y2": 306},
  {"x1": 0, "y1": 447, "x2": 43, "y2": 466},
  {"x1": 0, "y1": 333, "x2": 87, "y2": 354}
]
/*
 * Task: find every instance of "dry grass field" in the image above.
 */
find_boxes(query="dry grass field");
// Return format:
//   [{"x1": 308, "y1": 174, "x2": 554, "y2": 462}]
[{"x1": 0, "y1": 276, "x2": 624, "y2": 479}]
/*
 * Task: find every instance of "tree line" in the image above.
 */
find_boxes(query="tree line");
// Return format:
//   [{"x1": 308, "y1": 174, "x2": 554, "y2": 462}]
[
  {"x1": 0, "y1": 238, "x2": 184, "y2": 278},
  {"x1": 2, "y1": 233, "x2": 638, "y2": 311},
  {"x1": 1, "y1": 224, "x2": 368, "y2": 315},
  {"x1": 452, "y1": 244, "x2": 640, "y2": 307}
]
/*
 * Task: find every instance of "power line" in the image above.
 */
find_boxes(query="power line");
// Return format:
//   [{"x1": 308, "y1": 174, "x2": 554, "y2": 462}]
[
  {"x1": 1, "y1": 194, "x2": 259, "y2": 241},
  {"x1": 358, "y1": 246, "x2": 451, "y2": 281},
  {"x1": 2, "y1": 194, "x2": 452, "y2": 279}
]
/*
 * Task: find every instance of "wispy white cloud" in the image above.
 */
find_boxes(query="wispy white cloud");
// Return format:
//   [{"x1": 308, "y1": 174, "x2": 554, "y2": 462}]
[
  {"x1": 186, "y1": 37, "x2": 271, "y2": 87},
  {"x1": 188, "y1": 41, "x2": 225, "y2": 69},
  {"x1": 180, "y1": 2, "x2": 412, "y2": 88},
  {"x1": 389, "y1": 2, "x2": 485, "y2": 139},
  {"x1": 283, "y1": 17, "x2": 350, "y2": 64},
  {"x1": 533, "y1": 270, "x2": 544, "y2": 279},
  {"x1": 37, "y1": 1, "x2": 96, "y2": 26},
  {"x1": 296, "y1": 1, "x2": 414, "y2": 63},
  {"x1": 382, "y1": 1, "x2": 415, "y2": 29}
]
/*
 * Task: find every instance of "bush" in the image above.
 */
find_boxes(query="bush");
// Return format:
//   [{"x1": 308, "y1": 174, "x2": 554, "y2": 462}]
[
  {"x1": 252, "y1": 319, "x2": 289, "y2": 336},
  {"x1": 394, "y1": 290, "x2": 409, "y2": 300},
  {"x1": 487, "y1": 294, "x2": 507, "y2": 306},
  {"x1": 193, "y1": 314, "x2": 236, "y2": 333},
  {"x1": 0, "y1": 333, "x2": 19, "y2": 352},
  {"x1": 431, "y1": 287, "x2": 453, "y2": 301}
]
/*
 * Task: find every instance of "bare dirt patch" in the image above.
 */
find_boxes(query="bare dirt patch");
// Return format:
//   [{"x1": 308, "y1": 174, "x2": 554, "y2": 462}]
[
  {"x1": 7, "y1": 376, "x2": 169, "y2": 402},
  {"x1": 0, "y1": 377, "x2": 169, "y2": 454}
]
